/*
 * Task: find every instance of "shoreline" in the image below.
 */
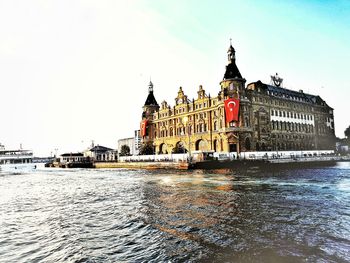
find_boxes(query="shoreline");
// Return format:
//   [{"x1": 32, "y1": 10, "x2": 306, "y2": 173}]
[
  {"x1": 94, "y1": 161, "x2": 189, "y2": 170},
  {"x1": 45, "y1": 155, "x2": 350, "y2": 170},
  {"x1": 93, "y1": 156, "x2": 350, "y2": 170}
]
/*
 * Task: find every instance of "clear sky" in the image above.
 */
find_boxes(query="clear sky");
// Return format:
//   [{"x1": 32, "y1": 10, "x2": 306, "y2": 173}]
[{"x1": 1, "y1": 0, "x2": 349, "y2": 156}]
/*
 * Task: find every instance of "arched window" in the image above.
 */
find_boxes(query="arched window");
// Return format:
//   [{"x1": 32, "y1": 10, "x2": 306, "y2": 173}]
[
  {"x1": 213, "y1": 139, "x2": 218, "y2": 152},
  {"x1": 195, "y1": 139, "x2": 209, "y2": 151},
  {"x1": 245, "y1": 117, "x2": 249, "y2": 127},
  {"x1": 245, "y1": 137, "x2": 251, "y2": 151}
]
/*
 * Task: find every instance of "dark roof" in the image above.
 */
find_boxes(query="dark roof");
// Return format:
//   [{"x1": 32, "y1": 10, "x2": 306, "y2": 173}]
[
  {"x1": 61, "y1": 153, "x2": 84, "y2": 157},
  {"x1": 89, "y1": 145, "x2": 113, "y2": 152},
  {"x1": 144, "y1": 91, "x2": 158, "y2": 106},
  {"x1": 250, "y1": 81, "x2": 331, "y2": 108},
  {"x1": 228, "y1": 44, "x2": 235, "y2": 53},
  {"x1": 224, "y1": 61, "x2": 242, "y2": 79}
]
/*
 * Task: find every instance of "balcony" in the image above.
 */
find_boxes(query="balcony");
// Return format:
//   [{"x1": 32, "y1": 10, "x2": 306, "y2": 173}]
[{"x1": 224, "y1": 127, "x2": 253, "y2": 133}]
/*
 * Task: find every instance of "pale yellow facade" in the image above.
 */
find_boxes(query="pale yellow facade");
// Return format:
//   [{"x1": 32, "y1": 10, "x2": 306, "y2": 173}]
[
  {"x1": 140, "y1": 44, "x2": 335, "y2": 154},
  {"x1": 152, "y1": 81, "x2": 249, "y2": 154}
]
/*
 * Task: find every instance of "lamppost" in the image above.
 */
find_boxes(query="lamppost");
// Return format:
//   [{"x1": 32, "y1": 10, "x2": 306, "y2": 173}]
[{"x1": 183, "y1": 116, "x2": 191, "y2": 163}]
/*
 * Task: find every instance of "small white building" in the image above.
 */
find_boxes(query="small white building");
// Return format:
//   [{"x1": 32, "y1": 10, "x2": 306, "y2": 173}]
[
  {"x1": 84, "y1": 145, "x2": 117, "y2": 162},
  {"x1": 60, "y1": 153, "x2": 85, "y2": 163}
]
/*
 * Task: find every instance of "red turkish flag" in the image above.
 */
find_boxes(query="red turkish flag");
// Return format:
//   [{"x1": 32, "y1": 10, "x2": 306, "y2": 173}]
[
  {"x1": 224, "y1": 98, "x2": 240, "y2": 122},
  {"x1": 140, "y1": 120, "x2": 148, "y2": 137}
]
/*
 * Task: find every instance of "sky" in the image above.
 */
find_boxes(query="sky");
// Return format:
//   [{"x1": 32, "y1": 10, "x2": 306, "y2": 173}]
[{"x1": 1, "y1": 0, "x2": 349, "y2": 156}]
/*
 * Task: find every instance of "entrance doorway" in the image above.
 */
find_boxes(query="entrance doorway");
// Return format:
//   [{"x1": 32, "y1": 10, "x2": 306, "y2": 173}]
[{"x1": 229, "y1": 143, "x2": 237, "y2": 152}]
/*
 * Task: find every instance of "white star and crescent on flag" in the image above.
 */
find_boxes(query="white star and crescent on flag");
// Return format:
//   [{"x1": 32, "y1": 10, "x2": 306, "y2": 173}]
[
  {"x1": 224, "y1": 98, "x2": 240, "y2": 122},
  {"x1": 227, "y1": 101, "x2": 236, "y2": 111}
]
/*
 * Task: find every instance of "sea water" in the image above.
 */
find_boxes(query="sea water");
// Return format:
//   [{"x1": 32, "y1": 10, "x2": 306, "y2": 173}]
[{"x1": 0, "y1": 163, "x2": 349, "y2": 262}]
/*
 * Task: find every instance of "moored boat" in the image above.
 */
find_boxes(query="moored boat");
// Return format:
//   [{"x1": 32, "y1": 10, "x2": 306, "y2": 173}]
[{"x1": 0, "y1": 143, "x2": 36, "y2": 173}]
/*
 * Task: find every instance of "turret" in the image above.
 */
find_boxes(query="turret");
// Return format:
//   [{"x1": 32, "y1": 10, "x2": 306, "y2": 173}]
[
  {"x1": 220, "y1": 41, "x2": 245, "y2": 99},
  {"x1": 141, "y1": 81, "x2": 159, "y2": 146}
]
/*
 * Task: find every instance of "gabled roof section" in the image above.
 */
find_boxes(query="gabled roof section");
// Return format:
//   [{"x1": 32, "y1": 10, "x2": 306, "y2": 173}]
[
  {"x1": 144, "y1": 92, "x2": 158, "y2": 106},
  {"x1": 223, "y1": 44, "x2": 242, "y2": 79},
  {"x1": 224, "y1": 62, "x2": 242, "y2": 79},
  {"x1": 248, "y1": 81, "x2": 332, "y2": 108},
  {"x1": 144, "y1": 81, "x2": 159, "y2": 106},
  {"x1": 89, "y1": 145, "x2": 113, "y2": 152}
]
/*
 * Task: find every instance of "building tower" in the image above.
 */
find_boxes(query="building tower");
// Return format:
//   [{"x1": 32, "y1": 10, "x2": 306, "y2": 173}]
[
  {"x1": 219, "y1": 41, "x2": 251, "y2": 153},
  {"x1": 220, "y1": 42, "x2": 245, "y2": 98},
  {"x1": 140, "y1": 81, "x2": 159, "y2": 152}
]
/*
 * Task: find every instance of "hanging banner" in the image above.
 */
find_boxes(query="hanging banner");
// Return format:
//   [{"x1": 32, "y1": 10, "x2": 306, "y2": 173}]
[
  {"x1": 224, "y1": 98, "x2": 240, "y2": 122},
  {"x1": 140, "y1": 119, "x2": 148, "y2": 137}
]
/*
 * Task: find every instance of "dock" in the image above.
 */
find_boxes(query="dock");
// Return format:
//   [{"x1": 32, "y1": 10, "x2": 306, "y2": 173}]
[{"x1": 46, "y1": 155, "x2": 350, "y2": 170}]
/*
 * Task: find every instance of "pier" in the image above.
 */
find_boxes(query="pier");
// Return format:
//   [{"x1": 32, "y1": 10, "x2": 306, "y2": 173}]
[{"x1": 46, "y1": 150, "x2": 350, "y2": 170}]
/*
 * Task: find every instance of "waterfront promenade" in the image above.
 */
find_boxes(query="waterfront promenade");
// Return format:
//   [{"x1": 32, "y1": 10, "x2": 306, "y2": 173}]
[
  {"x1": 47, "y1": 150, "x2": 350, "y2": 170},
  {"x1": 93, "y1": 156, "x2": 350, "y2": 170}
]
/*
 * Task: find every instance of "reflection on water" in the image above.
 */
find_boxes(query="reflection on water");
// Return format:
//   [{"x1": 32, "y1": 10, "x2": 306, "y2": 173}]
[{"x1": 0, "y1": 163, "x2": 350, "y2": 262}]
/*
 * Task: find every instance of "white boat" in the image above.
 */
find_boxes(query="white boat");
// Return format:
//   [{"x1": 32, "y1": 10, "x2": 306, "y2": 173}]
[{"x1": 0, "y1": 143, "x2": 37, "y2": 173}]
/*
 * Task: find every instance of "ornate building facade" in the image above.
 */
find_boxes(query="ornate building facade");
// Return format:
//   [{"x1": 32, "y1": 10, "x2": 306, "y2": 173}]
[{"x1": 140, "y1": 44, "x2": 336, "y2": 154}]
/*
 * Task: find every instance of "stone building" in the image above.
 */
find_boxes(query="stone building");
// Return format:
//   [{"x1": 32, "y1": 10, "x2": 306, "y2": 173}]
[
  {"x1": 84, "y1": 145, "x2": 117, "y2": 162},
  {"x1": 140, "y1": 44, "x2": 335, "y2": 154}
]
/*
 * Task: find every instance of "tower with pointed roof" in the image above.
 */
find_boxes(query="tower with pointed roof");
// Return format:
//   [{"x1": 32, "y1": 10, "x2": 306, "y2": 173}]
[
  {"x1": 218, "y1": 41, "x2": 251, "y2": 153},
  {"x1": 220, "y1": 41, "x2": 246, "y2": 99},
  {"x1": 141, "y1": 81, "x2": 159, "y2": 148},
  {"x1": 143, "y1": 81, "x2": 158, "y2": 107}
]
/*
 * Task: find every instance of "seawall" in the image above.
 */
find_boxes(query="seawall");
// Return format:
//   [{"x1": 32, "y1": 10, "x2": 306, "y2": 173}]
[
  {"x1": 94, "y1": 161, "x2": 189, "y2": 170},
  {"x1": 96, "y1": 156, "x2": 349, "y2": 170}
]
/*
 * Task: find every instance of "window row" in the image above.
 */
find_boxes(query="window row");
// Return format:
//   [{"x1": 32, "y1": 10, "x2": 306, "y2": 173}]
[
  {"x1": 271, "y1": 109, "x2": 313, "y2": 121},
  {"x1": 271, "y1": 121, "x2": 314, "y2": 133},
  {"x1": 157, "y1": 101, "x2": 221, "y2": 119},
  {"x1": 252, "y1": 96, "x2": 314, "y2": 112},
  {"x1": 156, "y1": 120, "x2": 226, "y2": 138}
]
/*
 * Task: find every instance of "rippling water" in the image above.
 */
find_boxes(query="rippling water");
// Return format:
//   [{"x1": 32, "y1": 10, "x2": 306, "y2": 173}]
[{"x1": 1, "y1": 163, "x2": 350, "y2": 262}]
